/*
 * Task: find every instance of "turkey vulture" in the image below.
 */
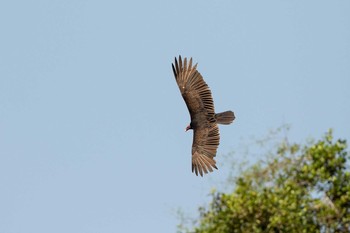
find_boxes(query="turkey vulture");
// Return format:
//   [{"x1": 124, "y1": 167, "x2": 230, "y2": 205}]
[{"x1": 172, "y1": 56, "x2": 235, "y2": 176}]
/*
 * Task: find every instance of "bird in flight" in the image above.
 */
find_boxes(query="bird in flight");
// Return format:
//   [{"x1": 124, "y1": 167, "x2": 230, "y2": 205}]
[{"x1": 172, "y1": 56, "x2": 235, "y2": 176}]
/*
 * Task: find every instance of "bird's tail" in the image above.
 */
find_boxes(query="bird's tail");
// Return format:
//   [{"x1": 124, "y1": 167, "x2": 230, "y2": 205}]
[{"x1": 215, "y1": 111, "x2": 235, "y2": 125}]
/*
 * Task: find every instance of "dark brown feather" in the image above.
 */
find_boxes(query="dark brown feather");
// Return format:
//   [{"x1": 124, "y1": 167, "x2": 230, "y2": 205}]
[
  {"x1": 172, "y1": 56, "x2": 220, "y2": 176},
  {"x1": 172, "y1": 56, "x2": 235, "y2": 176}
]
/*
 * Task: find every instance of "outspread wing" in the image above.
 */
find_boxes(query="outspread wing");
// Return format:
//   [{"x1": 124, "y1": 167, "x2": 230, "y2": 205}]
[
  {"x1": 172, "y1": 56, "x2": 220, "y2": 176},
  {"x1": 191, "y1": 124, "x2": 220, "y2": 176},
  {"x1": 172, "y1": 56, "x2": 215, "y2": 117}
]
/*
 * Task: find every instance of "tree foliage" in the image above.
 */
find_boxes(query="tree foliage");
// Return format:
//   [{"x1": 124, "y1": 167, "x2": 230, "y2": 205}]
[{"x1": 182, "y1": 130, "x2": 350, "y2": 233}]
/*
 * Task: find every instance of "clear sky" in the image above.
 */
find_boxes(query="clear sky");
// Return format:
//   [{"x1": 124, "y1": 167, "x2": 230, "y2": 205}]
[{"x1": 1, "y1": 1, "x2": 349, "y2": 232}]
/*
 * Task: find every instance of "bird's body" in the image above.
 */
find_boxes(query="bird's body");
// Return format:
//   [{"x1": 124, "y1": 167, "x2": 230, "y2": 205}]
[{"x1": 172, "y1": 56, "x2": 235, "y2": 176}]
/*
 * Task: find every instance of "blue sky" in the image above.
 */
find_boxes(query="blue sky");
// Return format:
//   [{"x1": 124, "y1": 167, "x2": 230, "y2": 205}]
[{"x1": 1, "y1": 1, "x2": 349, "y2": 232}]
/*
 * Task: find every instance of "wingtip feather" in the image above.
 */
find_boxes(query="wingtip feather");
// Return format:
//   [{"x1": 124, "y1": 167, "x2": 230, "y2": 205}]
[{"x1": 192, "y1": 152, "x2": 217, "y2": 177}]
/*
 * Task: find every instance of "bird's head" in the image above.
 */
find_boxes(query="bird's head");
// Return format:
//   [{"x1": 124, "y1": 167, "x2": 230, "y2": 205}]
[{"x1": 185, "y1": 124, "x2": 192, "y2": 132}]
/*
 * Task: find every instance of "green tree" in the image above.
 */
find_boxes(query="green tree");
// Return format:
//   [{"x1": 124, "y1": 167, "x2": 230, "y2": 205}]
[{"x1": 181, "y1": 130, "x2": 350, "y2": 233}]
